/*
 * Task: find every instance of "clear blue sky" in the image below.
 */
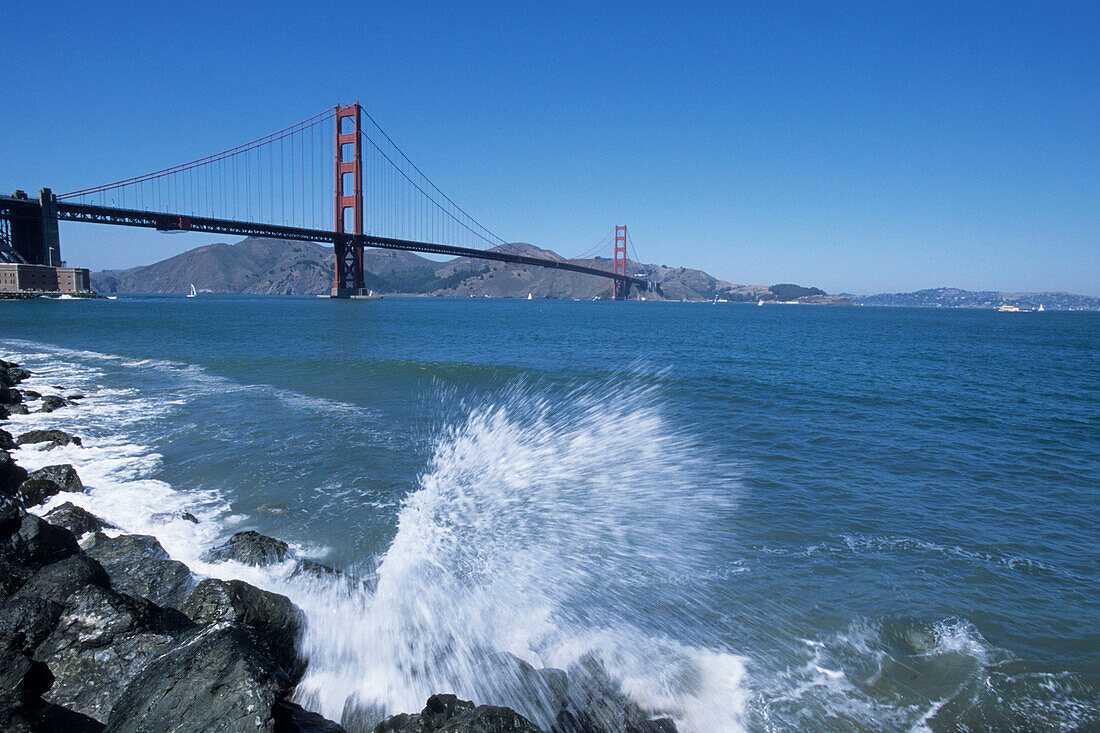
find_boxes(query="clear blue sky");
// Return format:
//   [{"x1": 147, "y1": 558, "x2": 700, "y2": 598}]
[{"x1": 2, "y1": 1, "x2": 1097, "y2": 295}]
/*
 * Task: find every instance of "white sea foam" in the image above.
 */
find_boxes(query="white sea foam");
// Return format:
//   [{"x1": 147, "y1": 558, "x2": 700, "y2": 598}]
[{"x1": 4, "y1": 343, "x2": 751, "y2": 731}]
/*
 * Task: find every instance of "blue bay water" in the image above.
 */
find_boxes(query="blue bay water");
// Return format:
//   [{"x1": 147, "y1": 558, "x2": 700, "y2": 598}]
[{"x1": 2, "y1": 295, "x2": 1097, "y2": 730}]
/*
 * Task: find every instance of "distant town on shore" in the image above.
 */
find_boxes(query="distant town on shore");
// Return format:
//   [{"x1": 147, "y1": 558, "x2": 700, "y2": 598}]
[{"x1": 84, "y1": 236, "x2": 1100, "y2": 310}]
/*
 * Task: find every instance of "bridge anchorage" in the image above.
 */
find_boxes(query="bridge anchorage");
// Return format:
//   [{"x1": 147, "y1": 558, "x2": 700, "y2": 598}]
[{"x1": 1, "y1": 102, "x2": 658, "y2": 300}]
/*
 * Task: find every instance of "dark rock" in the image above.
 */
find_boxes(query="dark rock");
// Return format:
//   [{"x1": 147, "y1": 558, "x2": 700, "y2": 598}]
[
  {"x1": 6, "y1": 368, "x2": 31, "y2": 385},
  {"x1": 257, "y1": 502, "x2": 289, "y2": 516},
  {"x1": 16, "y1": 478, "x2": 63, "y2": 508},
  {"x1": 34, "y1": 584, "x2": 189, "y2": 723},
  {"x1": 84, "y1": 533, "x2": 193, "y2": 608},
  {"x1": 45, "y1": 503, "x2": 113, "y2": 537},
  {"x1": 0, "y1": 404, "x2": 8, "y2": 420},
  {"x1": 29, "y1": 464, "x2": 84, "y2": 494},
  {"x1": 14, "y1": 554, "x2": 111, "y2": 604},
  {"x1": 0, "y1": 596, "x2": 64, "y2": 654},
  {"x1": 274, "y1": 700, "x2": 347, "y2": 732},
  {"x1": 0, "y1": 493, "x2": 22, "y2": 534},
  {"x1": 291, "y1": 559, "x2": 339, "y2": 580},
  {"x1": 104, "y1": 621, "x2": 292, "y2": 733},
  {"x1": 0, "y1": 648, "x2": 53, "y2": 704},
  {"x1": 203, "y1": 529, "x2": 290, "y2": 566},
  {"x1": 6, "y1": 405, "x2": 29, "y2": 416},
  {"x1": 3, "y1": 513, "x2": 80, "y2": 569},
  {"x1": 67, "y1": 394, "x2": 85, "y2": 401},
  {"x1": 1, "y1": 450, "x2": 29, "y2": 495},
  {"x1": 27, "y1": 703, "x2": 105, "y2": 732},
  {"x1": 0, "y1": 359, "x2": 17, "y2": 369},
  {"x1": 149, "y1": 509, "x2": 199, "y2": 524},
  {"x1": 15, "y1": 430, "x2": 82, "y2": 450},
  {"x1": 367, "y1": 695, "x2": 543, "y2": 733},
  {"x1": 39, "y1": 395, "x2": 71, "y2": 413},
  {"x1": 175, "y1": 577, "x2": 304, "y2": 681},
  {"x1": 550, "y1": 656, "x2": 677, "y2": 733},
  {"x1": 20, "y1": 390, "x2": 40, "y2": 401},
  {"x1": 0, "y1": 428, "x2": 15, "y2": 450},
  {"x1": 0, "y1": 385, "x2": 21, "y2": 405}
]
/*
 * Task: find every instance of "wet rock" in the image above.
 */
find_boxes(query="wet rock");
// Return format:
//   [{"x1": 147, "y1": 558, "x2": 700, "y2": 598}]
[
  {"x1": 0, "y1": 386, "x2": 21, "y2": 405},
  {"x1": 5, "y1": 368, "x2": 31, "y2": 385},
  {"x1": 66, "y1": 394, "x2": 85, "y2": 401},
  {"x1": 39, "y1": 395, "x2": 71, "y2": 413},
  {"x1": 0, "y1": 596, "x2": 64, "y2": 654},
  {"x1": 550, "y1": 656, "x2": 677, "y2": 733},
  {"x1": 0, "y1": 429, "x2": 15, "y2": 451},
  {"x1": 175, "y1": 577, "x2": 304, "y2": 681},
  {"x1": 15, "y1": 430, "x2": 82, "y2": 450},
  {"x1": 34, "y1": 584, "x2": 191, "y2": 723},
  {"x1": 44, "y1": 503, "x2": 113, "y2": 537},
  {"x1": 20, "y1": 390, "x2": 40, "y2": 401},
  {"x1": 203, "y1": 529, "x2": 290, "y2": 566},
  {"x1": 28, "y1": 464, "x2": 84, "y2": 494},
  {"x1": 104, "y1": 621, "x2": 292, "y2": 733},
  {"x1": 1, "y1": 450, "x2": 29, "y2": 495},
  {"x1": 13, "y1": 554, "x2": 110, "y2": 605},
  {"x1": 6, "y1": 405, "x2": 28, "y2": 416},
  {"x1": 2, "y1": 513, "x2": 80, "y2": 570},
  {"x1": 275, "y1": 700, "x2": 348, "y2": 732},
  {"x1": 84, "y1": 533, "x2": 193, "y2": 608},
  {"x1": 16, "y1": 478, "x2": 63, "y2": 508},
  {"x1": 257, "y1": 502, "x2": 290, "y2": 516},
  {"x1": 366, "y1": 695, "x2": 544, "y2": 733},
  {"x1": 0, "y1": 404, "x2": 8, "y2": 421},
  {"x1": 291, "y1": 559, "x2": 339, "y2": 580}
]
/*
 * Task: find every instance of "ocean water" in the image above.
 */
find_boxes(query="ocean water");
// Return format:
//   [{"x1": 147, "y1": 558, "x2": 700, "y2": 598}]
[{"x1": 1, "y1": 295, "x2": 1097, "y2": 731}]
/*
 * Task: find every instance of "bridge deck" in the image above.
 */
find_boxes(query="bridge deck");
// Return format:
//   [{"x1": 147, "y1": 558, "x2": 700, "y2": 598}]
[{"x1": 27, "y1": 200, "x2": 650, "y2": 291}]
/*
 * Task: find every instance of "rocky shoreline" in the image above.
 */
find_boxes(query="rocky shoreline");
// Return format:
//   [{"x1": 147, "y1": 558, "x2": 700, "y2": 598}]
[{"x1": 0, "y1": 358, "x2": 679, "y2": 733}]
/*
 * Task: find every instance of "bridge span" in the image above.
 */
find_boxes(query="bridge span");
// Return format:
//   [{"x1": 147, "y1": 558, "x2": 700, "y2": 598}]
[{"x1": 1, "y1": 103, "x2": 658, "y2": 300}]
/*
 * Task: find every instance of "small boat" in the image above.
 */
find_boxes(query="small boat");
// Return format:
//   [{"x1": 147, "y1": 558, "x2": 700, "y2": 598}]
[
  {"x1": 757, "y1": 299, "x2": 765, "y2": 306},
  {"x1": 712, "y1": 295, "x2": 718, "y2": 305},
  {"x1": 998, "y1": 304, "x2": 1020, "y2": 312},
  {"x1": 187, "y1": 283, "x2": 197, "y2": 298},
  {"x1": 1038, "y1": 304, "x2": 1045, "y2": 312},
  {"x1": 527, "y1": 293, "x2": 533, "y2": 300}
]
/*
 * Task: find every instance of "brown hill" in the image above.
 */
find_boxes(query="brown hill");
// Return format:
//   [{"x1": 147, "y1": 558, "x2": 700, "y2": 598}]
[{"x1": 91, "y1": 236, "x2": 844, "y2": 303}]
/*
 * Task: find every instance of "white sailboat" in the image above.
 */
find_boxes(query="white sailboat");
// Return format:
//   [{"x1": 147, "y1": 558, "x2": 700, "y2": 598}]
[
  {"x1": 187, "y1": 283, "x2": 197, "y2": 298},
  {"x1": 527, "y1": 293, "x2": 533, "y2": 300},
  {"x1": 1038, "y1": 304, "x2": 1045, "y2": 312}
]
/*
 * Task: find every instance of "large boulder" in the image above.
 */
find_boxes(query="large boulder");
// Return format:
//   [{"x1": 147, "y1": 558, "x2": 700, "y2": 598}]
[
  {"x1": 274, "y1": 700, "x2": 347, "y2": 732},
  {"x1": 0, "y1": 386, "x2": 21, "y2": 405},
  {"x1": 175, "y1": 578, "x2": 304, "y2": 681},
  {"x1": 0, "y1": 451, "x2": 29, "y2": 496},
  {"x1": 2, "y1": 513, "x2": 80, "y2": 570},
  {"x1": 0, "y1": 429, "x2": 15, "y2": 451},
  {"x1": 104, "y1": 621, "x2": 292, "y2": 733},
  {"x1": 5, "y1": 405, "x2": 29, "y2": 416},
  {"x1": 44, "y1": 503, "x2": 113, "y2": 537},
  {"x1": 13, "y1": 554, "x2": 111, "y2": 605},
  {"x1": 15, "y1": 430, "x2": 82, "y2": 450},
  {"x1": 16, "y1": 478, "x2": 63, "y2": 508},
  {"x1": 203, "y1": 530, "x2": 290, "y2": 566},
  {"x1": 549, "y1": 656, "x2": 677, "y2": 733},
  {"x1": 39, "y1": 396, "x2": 71, "y2": 414},
  {"x1": 84, "y1": 533, "x2": 193, "y2": 608},
  {"x1": 33, "y1": 584, "x2": 192, "y2": 723},
  {"x1": 28, "y1": 465, "x2": 84, "y2": 494}
]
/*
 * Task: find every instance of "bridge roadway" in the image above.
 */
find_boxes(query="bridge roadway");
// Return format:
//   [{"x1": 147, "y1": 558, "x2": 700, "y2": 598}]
[{"x1": 40, "y1": 200, "x2": 653, "y2": 294}]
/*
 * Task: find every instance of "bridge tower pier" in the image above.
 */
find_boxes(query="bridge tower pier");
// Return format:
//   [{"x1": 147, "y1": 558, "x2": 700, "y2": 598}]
[
  {"x1": 2, "y1": 189, "x2": 61, "y2": 266},
  {"x1": 332, "y1": 103, "x2": 366, "y2": 298},
  {"x1": 612, "y1": 225, "x2": 630, "y2": 300}
]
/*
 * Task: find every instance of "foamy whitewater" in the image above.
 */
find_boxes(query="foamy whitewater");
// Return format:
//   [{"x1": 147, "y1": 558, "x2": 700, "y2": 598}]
[{"x1": 2, "y1": 296, "x2": 1096, "y2": 731}]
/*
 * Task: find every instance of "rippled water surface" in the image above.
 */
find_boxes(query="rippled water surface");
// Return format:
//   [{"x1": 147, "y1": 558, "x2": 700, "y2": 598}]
[{"x1": 2, "y1": 295, "x2": 1097, "y2": 731}]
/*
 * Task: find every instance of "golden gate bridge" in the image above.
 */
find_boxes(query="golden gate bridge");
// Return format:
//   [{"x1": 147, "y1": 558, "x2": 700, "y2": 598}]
[{"x1": 0, "y1": 103, "x2": 655, "y2": 300}]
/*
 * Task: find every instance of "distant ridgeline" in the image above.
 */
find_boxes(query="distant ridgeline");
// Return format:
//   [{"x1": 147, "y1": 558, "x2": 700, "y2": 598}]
[
  {"x1": 846, "y1": 287, "x2": 1100, "y2": 311},
  {"x1": 91, "y1": 236, "x2": 848, "y2": 303}
]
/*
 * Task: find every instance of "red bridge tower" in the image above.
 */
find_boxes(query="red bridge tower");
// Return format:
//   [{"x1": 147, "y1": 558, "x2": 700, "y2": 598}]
[
  {"x1": 332, "y1": 103, "x2": 365, "y2": 297},
  {"x1": 613, "y1": 225, "x2": 629, "y2": 300}
]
